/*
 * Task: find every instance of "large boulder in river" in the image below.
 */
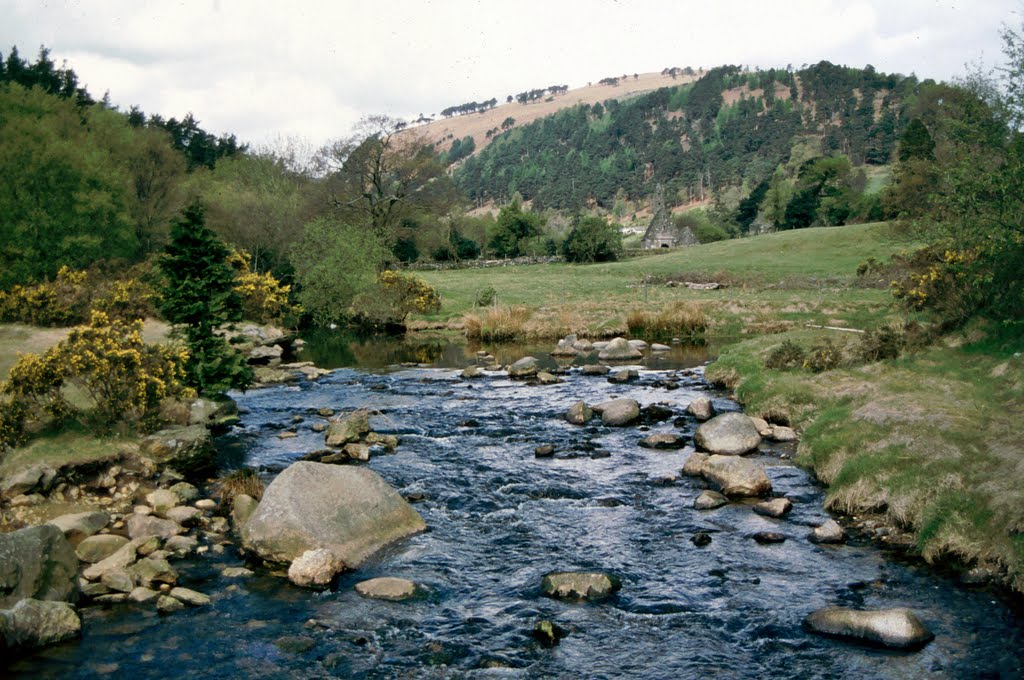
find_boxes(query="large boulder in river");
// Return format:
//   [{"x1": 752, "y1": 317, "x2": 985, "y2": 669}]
[
  {"x1": 0, "y1": 599, "x2": 81, "y2": 650},
  {"x1": 140, "y1": 425, "x2": 216, "y2": 477},
  {"x1": 240, "y1": 462, "x2": 426, "y2": 567},
  {"x1": 508, "y1": 357, "x2": 539, "y2": 379},
  {"x1": 686, "y1": 397, "x2": 715, "y2": 422},
  {"x1": 700, "y1": 455, "x2": 772, "y2": 498},
  {"x1": 594, "y1": 399, "x2": 640, "y2": 427},
  {"x1": 694, "y1": 412, "x2": 761, "y2": 455},
  {"x1": 0, "y1": 525, "x2": 79, "y2": 608},
  {"x1": 803, "y1": 607, "x2": 934, "y2": 650},
  {"x1": 565, "y1": 401, "x2": 593, "y2": 425},
  {"x1": 598, "y1": 337, "x2": 643, "y2": 361}
]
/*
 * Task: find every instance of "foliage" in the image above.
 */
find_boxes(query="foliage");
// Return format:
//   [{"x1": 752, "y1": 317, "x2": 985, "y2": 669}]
[
  {"x1": 289, "y1": 216, "x2": 390, "y2": 326},
  {"x1": 562, "y1": 216, "x2": 623, "y2": 262},
  {"x1": 890, "y1": 246, "x2": 975, "y2": 326},
  {"x1": 158, "y1": 201, "x2": 252, "y2": 394},
  {"x1": 489, "y1": 202, "x2": 544, "y2": 258},
  {"x1": 91, "y1": 276, "x2": 154, "y2": 323},
  {"x1": 349, "y1": 270, "x2": 441, "y2": 328},
  {"x1": 804, "y1": 338, "x2": 842, "y2": 372},
  {"x1": 764, "y1": 340, "x2": 806, "y2": 370},
  {"x1": 674, "y1": 211, "x2": 730, "y2": 244},
  {"x1": 214, "y1": 468, "x2": 265, "y2": 505},
  {"x1": 0, "y1": 266, "x2": 92, "y2": 326},
  {"x1": 393, "y1": 236, "x2": 420, "y2": 263},
  {"x1": 475, "y1": 286, "x2": 497, "y2": 307},
  {"x1": 227, "y1": 249, "x2": 295, "y2": 323},
  {"x1": 1, "y1": 311, "x2": 191, "y2": 440},
  {"x1": 463, "y1": 305, "x2": 533, "y2": 342},
  {"x1": 432, "y1": 228, "x2": 481, "y2": 261},
  {"x1": 857, "y1": 323, "x2": 907, "y2": 362}
]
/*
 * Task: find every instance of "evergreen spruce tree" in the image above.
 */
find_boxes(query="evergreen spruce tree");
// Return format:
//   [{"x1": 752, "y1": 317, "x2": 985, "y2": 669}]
[{"x1": 159, "y1": 200, "x2": 252, "y2": 394}]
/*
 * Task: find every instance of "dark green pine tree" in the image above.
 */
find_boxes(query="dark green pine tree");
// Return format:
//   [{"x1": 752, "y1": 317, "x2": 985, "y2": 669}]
[
  {"x1": 898, "y1": 118, "x2": 936, "y2": 162},
  {"x1": 159, "y1": 200, "x2": 252, "y2": 395}
]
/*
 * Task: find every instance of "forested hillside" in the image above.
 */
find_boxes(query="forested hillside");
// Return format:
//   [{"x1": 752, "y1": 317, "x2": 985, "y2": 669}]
[{"x1": 456, "y1": 63, "x2": 916, "y2": 216}]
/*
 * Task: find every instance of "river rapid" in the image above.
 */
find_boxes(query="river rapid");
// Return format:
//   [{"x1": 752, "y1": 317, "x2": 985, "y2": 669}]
[{"x1": 9, "y1": 337, "x2": 1024, "y2": 678}]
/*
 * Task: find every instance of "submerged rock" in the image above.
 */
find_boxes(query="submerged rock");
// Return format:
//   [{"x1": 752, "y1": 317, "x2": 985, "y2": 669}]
[
  {"x1": 536, "y1": 371, "x2": 563, "y2": 385},
  {"x1": 753, "y1": 498, "x2": 793, "y2": 518},
  {"x1": 0, "y1": 599, "x2": 81, "y2": 650},
  {"x1": 0, "y1": 525, "x2": 79, "y2": 608},
  {"x1": 693, "y1": 490, "x2": 729, "y2": 510},
  {"x1": 532, "y1": 619, "x2": 568, "y2": 647},
  {"x1": 240, "y1": 462, "x2": 426, "y2": 567},
  {"x1": 541, "y1": 571, "x2": 621, "y2": 601},
  {"x1": 803, "y1": 607, "x2": 934, "y2": 650},
  {"x1": 169, "y1": 587, "x2": 211, "y2": 607},
  {"x1": 608, "y1": 369, "x2": 638, "y2": 384},
  {"x1": 354, "y1": 577, "x2": 419, "y2": 601},
  {"x1": 691, "y1": 532, "x2": 712, "y2": 547},
  {"x1": 752, "y1": 531, "x2": 787, "y2": 544},
  {"x1": 461, "y1": 366, "x2": 482, "y2": 379},
  {"x1": 700, "y1": 455, "x2": 772, "y2": 498},
  {"x1": 694, "y1": 412, "x2": 762, "y2": 455}
]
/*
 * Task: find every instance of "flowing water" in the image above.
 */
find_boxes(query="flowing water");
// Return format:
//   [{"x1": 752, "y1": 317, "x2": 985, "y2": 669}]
[{"x1": 8, "y1": 335, "x2": 1024, "y2": 678}]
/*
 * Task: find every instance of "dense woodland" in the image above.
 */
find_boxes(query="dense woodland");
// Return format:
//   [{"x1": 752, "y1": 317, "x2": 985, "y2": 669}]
[{"x1": 1, "y1": 42, "x2": 1021, "y2": 330}]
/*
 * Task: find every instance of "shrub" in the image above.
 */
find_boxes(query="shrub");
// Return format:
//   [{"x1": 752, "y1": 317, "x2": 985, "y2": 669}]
[
  {"x1": 0, "y1": 397, "x2": 28, "y2": 451},
  {"x1": 764, "y1": 340, "x2": 807, "y2": 370},
  {"x1": 475, "y1": 286, "x2": 497, "y2": 307},
  {"x1": 562, "y1": 216, "x2": 623, "y2": 262},
  {"x1": 0, "y1": 266, "x2": 92, "y2": 326},
  {"x1": 349, "y1": 270, "x2": 441, "y2": 328},
  {"x1": 463, "y1": 305, "x2": 533, "y2": 341},
  {"x1": 804, "y1": 338, "x2": 843, "y2": 373},
  {"x1": 228, "y1": 249, "x2": 295, "y2": 323},
  {"x1": 626, "y1": 302, "x2": 708, "y2": 341},
  {"x1": 91, "y1": 277, "x2": 154, "y2": 322},
  {"x1": 674, "y1": 211, "x2": 730, "y2": 244},
  {"x1": 2, "y1": 311, "x2": 192, "y2": 435},
  {"x1": 890, "y1": 245, "x2": 975, "y2": 327},
  {"x1": 857, "y1": 323, "x2": 907, "y2": 362}
]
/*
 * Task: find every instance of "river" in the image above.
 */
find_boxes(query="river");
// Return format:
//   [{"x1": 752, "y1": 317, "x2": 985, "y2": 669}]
[{"x1": 8, "y1": 334, "x2": 1024, "y2": 678}]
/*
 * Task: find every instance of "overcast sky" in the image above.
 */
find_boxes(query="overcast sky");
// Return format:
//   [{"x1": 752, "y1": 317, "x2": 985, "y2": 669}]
[{"x1": 2, "y1": 0, "x2": 1019, "y2": 149}]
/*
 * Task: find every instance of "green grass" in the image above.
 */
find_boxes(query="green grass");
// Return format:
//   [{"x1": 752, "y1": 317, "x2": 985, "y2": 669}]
[
  {"x1": 0, "y1": 427, "x2": 136, "y2": 479},
  {"x1": 418, "y1": 222, "x2": 917, "y2": 338}
]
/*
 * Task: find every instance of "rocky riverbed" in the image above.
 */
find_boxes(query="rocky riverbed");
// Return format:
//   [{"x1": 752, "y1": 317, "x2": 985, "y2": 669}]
[{"x1": 3, "y1": 338, "x2": 1024, "y2": 678}]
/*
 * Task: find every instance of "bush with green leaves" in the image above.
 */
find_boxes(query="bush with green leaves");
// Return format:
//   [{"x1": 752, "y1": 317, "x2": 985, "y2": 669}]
[
  {"x1": 764, "y1": 340, "x2": 807, "y2": 370},
  {"x1": 562, "y1": 216, "x2": 623, "y2": 262},
  {"x1": 349, "y1": 270, "x2": 441, "y2": 329},
  {"x1": 158, "y1": 201, "x2": 252, "y2": 395},
  {"x1": 804, "y1": 338, "x2": 843, "y2": 372},
  {"x1": 488, "y1": 202, "x2": 543, "y2": 258},
  {"x1": 858, "y1": 323, "x2": 907, "y2": 362}
]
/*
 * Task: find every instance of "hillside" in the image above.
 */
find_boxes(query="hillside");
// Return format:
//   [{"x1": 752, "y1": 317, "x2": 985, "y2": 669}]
[
  {"x1": 453, "y1": 63, "x2": 914, "y2": 216},
  {"x1": 409, "y1": 70, "x2": 704, "y2": 157}
]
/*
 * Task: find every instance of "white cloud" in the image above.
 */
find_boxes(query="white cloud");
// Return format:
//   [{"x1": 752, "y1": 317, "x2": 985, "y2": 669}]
[{"x1": 1, "y1": 0, "x2": 1017, "y2": 147}]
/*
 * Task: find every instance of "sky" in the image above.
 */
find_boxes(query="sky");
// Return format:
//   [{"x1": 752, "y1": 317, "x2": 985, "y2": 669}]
[{"x1": 2, "y1": 0, "x2": 1020, "y2": 149}]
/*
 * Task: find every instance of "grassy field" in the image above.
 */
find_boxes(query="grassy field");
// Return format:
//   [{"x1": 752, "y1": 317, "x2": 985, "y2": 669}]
[{"x1": 417, "y1": 222, "x2": 918, "y2": 339}]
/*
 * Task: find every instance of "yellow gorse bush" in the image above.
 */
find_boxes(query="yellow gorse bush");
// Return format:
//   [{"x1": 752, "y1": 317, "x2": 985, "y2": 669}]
[
  {"x1": 1, "y1": 311, "x2": 192, "y2": 444},
  {"x1": 227, "y1": 249, "x2": 296, "y2": 323},
  {"x1": 0, "y1": 265, "x2": 93, "y2": 326}
]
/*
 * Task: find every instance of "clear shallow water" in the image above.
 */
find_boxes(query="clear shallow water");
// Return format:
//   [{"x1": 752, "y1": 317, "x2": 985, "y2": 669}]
[{"x1": 8, "y1": 341, "x2": 1024, "y2": 679}]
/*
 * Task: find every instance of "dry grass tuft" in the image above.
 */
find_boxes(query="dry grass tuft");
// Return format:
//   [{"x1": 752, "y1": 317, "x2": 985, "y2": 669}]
[
  {"x1": 214, "y1": 468, "x2": 265, "y2": 505},
  {"x1": 626, "y1": 301, "x2": 708, "y2": 341},
  {"x1": 462, "y1": 305, "x2": 533, "y2": 342}
]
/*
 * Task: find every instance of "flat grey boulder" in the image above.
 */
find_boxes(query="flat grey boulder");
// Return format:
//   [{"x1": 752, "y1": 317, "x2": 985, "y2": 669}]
[
  {"x1": 608, "y1": 368, "x2": 639, "y2": 384},
  {"x1": 550, "y1": 336, "x2": 580, "y2": 357},
  {"x1": 140, "y1": 425, "x2": 216, "y2": 477},
  {"x1": 231, "y1": 494, "x2": 259, "y2": 530},
  {"x1": 753, "y1": 498, "x2": 793, "y2": 518},
  {"x1": 127, "y1": 514, "x2": 183, "y2": 540},
  {"x1": 594, "y1": 399, "x2": 640, "y2": 427},
  {"x1": 580, "y1": 364, "x2": 610, "y2": 376},
  {"x1": 0, "y1": 464, "x2": 57, "y2": 499},
  {"x1": 47, "y1": 511, "x2": 109, "y2": 545},
  {"x1": 169, "y1": 587, "x2": 210, "y2": 606},
  {"x1": 0, "y1": 599, "x2": 81, "y2": 650},
  {"x1": 541, "y1": 571, "x2": 621, "y2": 601},
  {"x1": 803, "y1": 607, "x2": 934, "y2": 650},
  {"x1": 355, "y1": 577, "x2": 419, "y2": 601},
  {"x1": 694, "y1": 412, "x2": 762, "y2": 455},
  {"x1": 694, "y1": 490, "x2": 729, "y2": 510},
  {"x1": 700, "y1": 455, "x2": 772, "y2": 498},
  {"x1": 240, "y1": 462, "x2": 426, "y2": 567},
  {"x1": 461, "y1": 366, "x2": 482, "y2": 379},
  {"x1": 768, "y1": 426, "x2": 798, "y2": 442},
  {"x1": 82, "y1": 536, "x2": 159, "y2": 581},
  {"x1": 598, "y1": 337, "x2": 643, "y2": 361},
  {"x1": 638, "y1": 433, "x2": 686, "y2": 449},
  {"x1": 686, "y1": 397, "x2": 715, "y2": 422},
  {"x1": 0, "y1": 525, "x2": 78, "y2": 608},
  {"x1": 508, "y1": 356, "x2": 539, "y2": 379},
  {"x1": 325, "y1": 409, "x2": 371, "y2": 447},
  {"x1": 565, "y1": 400, "x2": 593, "y2": 425},
  {"x1": 75, "y1": 535, "x2": 129, "y2": 564}
]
